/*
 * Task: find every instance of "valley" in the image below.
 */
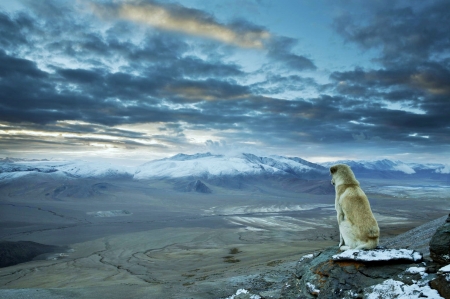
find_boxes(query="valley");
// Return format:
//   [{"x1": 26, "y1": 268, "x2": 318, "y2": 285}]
[{"x1": 0, "y1": 154, "x2": 449, "y2": 298}]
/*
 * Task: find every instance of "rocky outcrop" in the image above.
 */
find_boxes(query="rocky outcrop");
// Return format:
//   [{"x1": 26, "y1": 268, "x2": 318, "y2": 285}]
[
  {"x1": 186, "y1": 180, "x2": 212, "y2": 193},
  {"x1": 430, "y1": 265, "x2": 450, "y2": 299},
  {"x1": 221, "y1": 215, "x2": 450, "y2": 299},
  {"x1": 280, "y1": 246, "x2": 442, "y2": 299},
  {"x1": 380, "y1": 215, "x2": 447, "y2": 259},
  {"x1": 429, "y1": 214, "x2": 450, "y2": 298},
  {"x1": 430, "y1": 213, "x2": 450, "y2": 265}
]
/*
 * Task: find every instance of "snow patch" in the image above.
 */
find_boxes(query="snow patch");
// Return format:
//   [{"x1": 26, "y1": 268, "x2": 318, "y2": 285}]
[
  {"x1": 204, "y1": 204, "x2": 332, "y2": 216},
  {"x1": 439, "y1": 264, "x2": 450, "y2": 272},
  {"x1": 332, "y1": 249, "x2": 422, "y2": 262},
  {"x1": 392, "y1": 164, "x2": 415, "y2": 174},
  {"x1": 436, "y1": 164, "x2": 450, "y2": 174},
  {"x1": 365, "y1": 279, "x2": 443, "y2": 299},
  {"x1": 306, "y1": 282, "x2": 320, "y2": 295},
  {"x1": 225, "y1": 289, "x2": 261, "y2": 299},
  {"x1": 87, "y1": 210, "x2": 132, "y2": 217},
  {"x1": 299, "y1": 254, "x2": 314, "y2": 262}
]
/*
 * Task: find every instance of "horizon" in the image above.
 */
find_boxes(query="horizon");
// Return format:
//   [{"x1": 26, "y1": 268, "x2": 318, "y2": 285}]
[
  {"x1": 1, "y1": 1, "x2": 449, "y2": 164},
  {"x1": 1, "y1": 150, "x2": 449, "y2": 168}
]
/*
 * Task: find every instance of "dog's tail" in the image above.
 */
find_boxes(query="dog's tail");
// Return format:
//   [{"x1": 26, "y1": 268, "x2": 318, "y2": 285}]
[
  {"x1": 367, "y1": 226, "x2": 379, "y2": 238},
  {"x1": 354, "y1": 238, "x2": 379, "y2": 250}
]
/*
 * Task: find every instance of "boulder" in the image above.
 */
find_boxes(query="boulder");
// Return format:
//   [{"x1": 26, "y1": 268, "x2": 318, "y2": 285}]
[
  {"x1": 281, "y1": 247, "x2": 442, "y2": 299},
  {"x1": 430, "y1": 264, "x2": 450, "y2": 299},
  {"x1": 430, "y1": 214, "x2": 450, "y2": 265}
]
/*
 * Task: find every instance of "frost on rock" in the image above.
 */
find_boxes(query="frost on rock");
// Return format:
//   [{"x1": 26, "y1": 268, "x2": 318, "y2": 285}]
[
  {"x1": 332, "y1": 248, "x2": 422, "y2": 262},
  {"x1": 225, "y1": 289, "x2": 261, "y2": 299},
  {"x1": 306, "y1": 282, "x2": 320, "y2": 295},
  {"x1": 365, "y1": 278, "x2": 443, "y2": 299},
  {"x1": 439, "y1": 264, "x2": 450, "y2": 272},
  {"x1": 299, "y1": 253, "x2": 314, "y2": 261}
]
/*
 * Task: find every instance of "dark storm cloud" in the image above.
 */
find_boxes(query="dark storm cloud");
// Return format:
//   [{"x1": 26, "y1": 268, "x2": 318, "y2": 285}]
[
  {"x1": 326, "y1": 0, "x2": 450, "y2": 151},
  {"x1": 0, "y1": 11, "x2": 34, "y2": 49},
  {"x1": 333, "y1": 0, "x2": 450, "y2": 66},
  {"x1": 0, "y1": 0, "x2": 449, "y2": 159}
]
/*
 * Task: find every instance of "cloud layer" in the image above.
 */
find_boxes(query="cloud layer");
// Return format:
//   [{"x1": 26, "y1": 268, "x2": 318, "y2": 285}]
[{"x1": 0, "y1": 0, "x2": 449, "y2": 162}]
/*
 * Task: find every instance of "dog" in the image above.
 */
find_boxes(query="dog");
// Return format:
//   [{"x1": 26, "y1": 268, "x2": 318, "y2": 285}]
[{"x1": 330, "y1": 164, "x2": 379, "y2": 250}]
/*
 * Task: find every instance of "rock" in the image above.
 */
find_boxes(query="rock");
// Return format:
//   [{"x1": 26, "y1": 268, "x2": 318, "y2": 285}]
[
  {"x1": 430, "y1": 214, "x2": 450, "y2": 265},
  {"x1": 430, "y1": 265, "x2": 450, "y2": 299},
  {"x1": 187, "y1": 180, "x2": 212, "y2": 193},
  {"x1": 280, "y1": 247, "x2": 441, "y2": 299},
  {"x1": 380, "y1": 215, "x2": 447, "y2": 259}
]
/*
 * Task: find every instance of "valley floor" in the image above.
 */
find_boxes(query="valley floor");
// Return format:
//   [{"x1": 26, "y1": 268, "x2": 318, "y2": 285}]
[{"x1": 0, "y1": 177, "x2": 448, "y2": 298}]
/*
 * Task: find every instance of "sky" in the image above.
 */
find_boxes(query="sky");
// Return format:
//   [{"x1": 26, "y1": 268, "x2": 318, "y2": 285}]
[{"x1": 0, "y1": 0, "x2": 449, "y2": 165}]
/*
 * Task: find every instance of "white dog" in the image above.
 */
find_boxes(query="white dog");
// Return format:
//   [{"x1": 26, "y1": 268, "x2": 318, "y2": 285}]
[{"x1": 330, "y1": 164, "x2": 379, "y2": 250}]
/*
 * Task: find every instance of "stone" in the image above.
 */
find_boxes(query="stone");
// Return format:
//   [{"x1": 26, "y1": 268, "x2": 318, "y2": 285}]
[
  {"x1": 430, "y1": 214, "x2": 450, "y2": 265},
  {"x1": 187, "y1": 180, "x2": 212, "y2": 193},
  {"x1": 430, "y1": 265, "x2": 450, "y2": 299},
  {"x1": 280, "y1": 247, "x2": 436, "y2": 299}
]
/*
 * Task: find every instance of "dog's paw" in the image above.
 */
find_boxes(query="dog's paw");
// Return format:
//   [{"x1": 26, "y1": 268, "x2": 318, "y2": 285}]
[{"x1": 339, "y1": 245, "x2": 351, "y2": 251}]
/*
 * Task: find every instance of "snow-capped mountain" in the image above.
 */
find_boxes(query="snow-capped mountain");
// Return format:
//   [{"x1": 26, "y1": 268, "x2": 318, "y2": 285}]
[
  {"x1": 0, "y1": 154, "x2": 448, "y2": 182},
  {"x1": 133, "y1": 153, "x2": 326, "y2": 179},
  {"x1": 320, "y1": 159, "x2": 416, "y2": 174},
  {"x1": 320, "y1": 159, "x2": 449, "y2": 179},
  {"x1": 0, "y1": 159, "x2": 132, "y2": 181}
]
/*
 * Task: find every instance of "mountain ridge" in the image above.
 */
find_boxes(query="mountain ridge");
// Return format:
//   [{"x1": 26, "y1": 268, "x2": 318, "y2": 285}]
[{"x1": 1, "y1": 152, "x2": 449, "y2": 182}]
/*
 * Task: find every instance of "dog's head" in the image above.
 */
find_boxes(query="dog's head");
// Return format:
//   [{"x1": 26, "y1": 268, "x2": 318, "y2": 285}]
[
  {"x1": 329, "y1": 164, "x2": 358, "y2": 186},
  {"x1": 330, "y1": 165, "x2": 338, "y2": 185}
]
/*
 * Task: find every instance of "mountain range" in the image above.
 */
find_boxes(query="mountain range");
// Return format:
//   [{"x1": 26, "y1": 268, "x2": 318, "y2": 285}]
[{"x1": 1, "y1": 153, "x2": 449, "y2": 182}]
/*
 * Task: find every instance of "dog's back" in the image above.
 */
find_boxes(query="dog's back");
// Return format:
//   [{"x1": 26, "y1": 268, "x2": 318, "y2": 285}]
[{"x1": 331, "y1": 164, "x2": 379, "y2": 250}]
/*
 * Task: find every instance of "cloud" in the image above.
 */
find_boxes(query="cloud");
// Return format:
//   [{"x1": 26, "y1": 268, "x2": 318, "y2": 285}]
[
  {"x1": 0, "y1": 0, "x2": 449, "y2": 162},
  {"x1": 265, "y1": 36, "x2": 316, "y2": 71},
  {"x1": 91, "y1": 1, "x2": 270, "y2": 48},
  {"x1": 332, "y1": 0, "x2": 450, "y2": 66}
]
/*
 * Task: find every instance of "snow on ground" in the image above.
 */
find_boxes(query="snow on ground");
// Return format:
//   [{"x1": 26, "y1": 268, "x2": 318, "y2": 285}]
[
  {"x1": 203, "y1": 204, "x2": 333, "y2": 216},
  {"x1": 306, "y1": 282, "x2": 320, "y2": 295},
  {"x1": 224, "y1": 289, "x2": 261, "y2": 299},
  {"x1": 365, "y1": 185, "x2": 450, "y2": 199},
  {"x1": 332, "y1": 248, "x2": 422, "y2": 262},
  {"x1": 228, "y1": 214, "x2": 333, "y2": 232},
  {"x1": 228, "y1": 216, "x2": 315, "y2": 232},
  {"x1": 86, "y1": 210, "x2": 132, "y2": 217},
  {"x1": 439, "y1": 264, "x2": 450, "y2": 272},
  {"x1": 365, "y1": 278, "x2": 443, "y2": 299}
]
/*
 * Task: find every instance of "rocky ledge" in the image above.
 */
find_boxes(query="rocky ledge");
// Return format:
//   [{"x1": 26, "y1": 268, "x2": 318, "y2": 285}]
[
  {"x1": 281, "y1": 246, "x2": 441, "y2": 299},
  {"x1": 224, "y1": 214, "x2": 450, "y2": 299}
]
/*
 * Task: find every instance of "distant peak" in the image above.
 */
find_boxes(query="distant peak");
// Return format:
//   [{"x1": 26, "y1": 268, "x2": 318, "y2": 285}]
[{"x1": 167, "y1": 152, "x2": 217, "y2": 161}]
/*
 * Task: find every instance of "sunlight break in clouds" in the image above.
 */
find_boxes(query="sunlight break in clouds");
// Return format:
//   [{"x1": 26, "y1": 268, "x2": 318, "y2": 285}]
[{"x1": 92, "y1": 2, "x2": 270, "y2": 48}]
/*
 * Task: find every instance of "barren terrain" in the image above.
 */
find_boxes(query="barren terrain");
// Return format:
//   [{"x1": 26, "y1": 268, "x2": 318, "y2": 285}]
[{"x1": 0, "y1": 174, "x2": 449, "y2": 298}]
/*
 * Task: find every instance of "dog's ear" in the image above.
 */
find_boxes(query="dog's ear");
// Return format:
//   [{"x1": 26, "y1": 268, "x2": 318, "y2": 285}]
[{"x1": 330, "y1": 166, "x2": 338, "y2": 174}]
